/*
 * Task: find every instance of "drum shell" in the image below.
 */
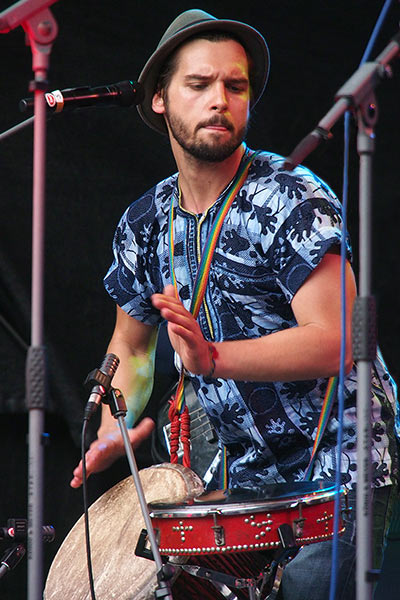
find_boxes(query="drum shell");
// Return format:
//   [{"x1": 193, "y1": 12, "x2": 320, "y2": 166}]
[{"x1": 150, "y1": 489, "x2": 344, "y2": 556}]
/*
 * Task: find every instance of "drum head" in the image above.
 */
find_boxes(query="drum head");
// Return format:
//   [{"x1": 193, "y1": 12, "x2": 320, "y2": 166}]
[
  {"x1": 220, "y1": 480, "x2": 335, "y2": 502},
  {"x1": 149, "y1": 480, "x2": 336, "y2": 510},
  {"x1": 44, "y1": 463, "x2": 203, "y2": 600}
]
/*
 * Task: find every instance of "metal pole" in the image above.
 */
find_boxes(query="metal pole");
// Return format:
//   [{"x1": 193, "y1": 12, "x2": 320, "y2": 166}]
[{"x1": 355, "y1": 101, "x2": 377, "y2": 600}]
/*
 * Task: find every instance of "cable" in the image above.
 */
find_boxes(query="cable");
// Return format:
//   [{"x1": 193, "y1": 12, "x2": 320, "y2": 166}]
[
  {"x1": 359, "y1": 0, "x2": 394, "y2": 67},
  {"x1": 81, "y1": 418, "x2": 97, "y2": 600},
  {"x1": 329, "y1": 103, "x2": 351, "y2": 600}
]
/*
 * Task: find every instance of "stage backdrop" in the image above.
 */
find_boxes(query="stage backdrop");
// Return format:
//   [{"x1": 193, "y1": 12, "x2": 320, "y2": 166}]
[{"x1": 0, "y1": 1, "x2": 399, "y2": 599}]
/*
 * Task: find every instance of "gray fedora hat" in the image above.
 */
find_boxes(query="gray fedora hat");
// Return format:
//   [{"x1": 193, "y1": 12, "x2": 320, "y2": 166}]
[{"x1": 137, "y1": 9, "x2": 270, "y2": 135}]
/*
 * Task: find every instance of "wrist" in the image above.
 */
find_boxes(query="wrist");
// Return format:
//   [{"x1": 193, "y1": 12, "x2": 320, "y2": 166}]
[{"x1": 205, "y1": 343, "x2": 218, "y2": 379}]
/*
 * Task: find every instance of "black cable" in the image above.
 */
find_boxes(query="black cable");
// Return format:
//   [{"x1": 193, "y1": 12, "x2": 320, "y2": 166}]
[
  {"x1": 0, "y1": 313, "x2": 29, "y2": 352},
  {"x1": 81, "y1": 418, "x2": 97, "y2": 600}
]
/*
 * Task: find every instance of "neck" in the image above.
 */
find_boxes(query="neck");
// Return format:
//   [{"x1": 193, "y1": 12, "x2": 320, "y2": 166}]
[{"x1": 173, "y1": 143, "x2": 247, "y2": 214}]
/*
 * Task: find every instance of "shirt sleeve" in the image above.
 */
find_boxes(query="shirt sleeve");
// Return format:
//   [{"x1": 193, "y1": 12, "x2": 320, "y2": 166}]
[
  {"x1": 263, "y1": 166, "x2": 352, "y2": 303},
  {"x1": 103, "y1": 190, "x2": 164, "y2": 326}
]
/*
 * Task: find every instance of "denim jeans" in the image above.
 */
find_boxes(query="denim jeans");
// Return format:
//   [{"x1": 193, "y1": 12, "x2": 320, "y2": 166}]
[{"x1": 278, "y1": 486, "x2": 396, "y2": 600}]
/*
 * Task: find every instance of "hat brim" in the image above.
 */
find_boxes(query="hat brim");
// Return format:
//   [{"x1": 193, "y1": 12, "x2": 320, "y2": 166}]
[{"x1": 137, "y1": 18, "x2": 270, "y2": 135}]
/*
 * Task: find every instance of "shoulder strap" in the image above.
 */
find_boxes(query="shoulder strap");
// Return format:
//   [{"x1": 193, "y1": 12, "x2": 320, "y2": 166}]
[
  {"x1": 168, "y1": 150, "x2": 261, "y2": 468},
  {"x1": 303, "y1": 376, "x2": 338, "y2": 481}
]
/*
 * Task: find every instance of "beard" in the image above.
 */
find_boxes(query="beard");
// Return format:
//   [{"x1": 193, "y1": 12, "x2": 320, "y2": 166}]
[{"x1": 164, "y1": 103, "x2": 248, "y2": 163}]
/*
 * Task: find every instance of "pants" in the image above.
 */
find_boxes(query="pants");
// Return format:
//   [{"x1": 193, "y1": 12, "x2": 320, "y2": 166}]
[{"x1": 278, "y1": 485, "x2": 396, "y2": 600}]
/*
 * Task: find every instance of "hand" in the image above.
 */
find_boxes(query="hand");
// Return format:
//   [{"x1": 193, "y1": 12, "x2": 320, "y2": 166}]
[
  {"x1": 151, "y1": 284, "x2": 213, "y2": 375},
  {"x1": 70, "y1": 417, "x2": 155, "y2": 489}
]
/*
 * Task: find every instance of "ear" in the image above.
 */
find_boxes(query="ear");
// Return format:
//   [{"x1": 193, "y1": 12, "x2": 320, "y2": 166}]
[{"x1": 152, "y1": 91, "x2": 165, "y2": 115}]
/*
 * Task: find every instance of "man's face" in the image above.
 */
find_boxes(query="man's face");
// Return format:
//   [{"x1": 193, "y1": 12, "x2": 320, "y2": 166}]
[{"x1": 153, "y1": 38, "x2": 251, "y2": 162}]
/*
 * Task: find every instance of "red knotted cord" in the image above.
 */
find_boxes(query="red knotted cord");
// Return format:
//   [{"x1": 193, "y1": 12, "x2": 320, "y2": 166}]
[
  {"x1": 180, "y1": 405, "x2": 191, "y2": 468},
  {"x1": 168, "y1": 397, "x2": 191, "y2": 467}
]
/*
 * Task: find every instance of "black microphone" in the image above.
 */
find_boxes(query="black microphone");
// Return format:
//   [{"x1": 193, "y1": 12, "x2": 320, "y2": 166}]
[
  {"x1": 84, "y1": 353, "x2": 120, "y2": 419},
  {"x1": 19, "y1": 80, "x2": 144, "y2": 114},
  {"x1": 0, "y1": 544, "x2": 26, "y2": 574},
  {"x1": 0, "y1": 519, "x2": 55, "y2": 543}
]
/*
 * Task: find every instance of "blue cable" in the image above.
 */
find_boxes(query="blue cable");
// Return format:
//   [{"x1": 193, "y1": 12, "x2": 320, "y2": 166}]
[
  {"x1": 329, "y1": 1, "x2": 394, "y2": 598},
  {"x1": 328, "y1": 110, "x2": 350, "y2": 600},
  {"x1": 359, "y1": 0, "x2": 394, "y2": 67}
]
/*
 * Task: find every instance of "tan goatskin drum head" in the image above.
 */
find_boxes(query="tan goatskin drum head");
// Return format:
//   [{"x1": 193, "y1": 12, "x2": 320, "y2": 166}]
[{"x1": 44, "y1": 463, "x2": 204, "y2": 600}]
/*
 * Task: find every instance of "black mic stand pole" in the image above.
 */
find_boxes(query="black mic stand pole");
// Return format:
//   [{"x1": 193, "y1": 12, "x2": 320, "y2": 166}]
[
  {"x1": 283, "y1": 32, "x2": 400, "y2": 600},
  {"x1": 0, "y1": 2, "x2": 59, "y2": 599}
]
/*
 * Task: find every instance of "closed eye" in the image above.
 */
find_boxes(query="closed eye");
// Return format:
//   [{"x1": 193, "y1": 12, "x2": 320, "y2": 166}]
[
  {"x1": 184, "y1": 75, "x2": 248, "y2": 91},
  {"x1": 227, "y1": 83, "x2": 247, "y2": 93},
  {"x1": 189, "y1": 82, "x2": 208, "y2": 90}
]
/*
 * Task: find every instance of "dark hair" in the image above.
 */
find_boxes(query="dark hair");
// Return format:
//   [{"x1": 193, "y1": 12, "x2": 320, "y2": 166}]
[{"x1": 156, "y1": 30, "x2": 254, "y2": 100}]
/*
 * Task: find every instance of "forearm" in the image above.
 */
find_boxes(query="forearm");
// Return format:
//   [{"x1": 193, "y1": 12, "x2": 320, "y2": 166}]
[
  {"x1": 71, "y1": 308, "x2": 157, "y2": 488},
  {"x1": 152, "y1": 255, "x2": 355, "y2": 384},
  {"x1": 98, "y1": 320, "x2": 158, "y2": 435},
  {"x1": 211, "y1": 322, "x2": 352, "y2": 382},
  {"x1": 209, "y1": 255, "x2": 355, "y2": 382}
]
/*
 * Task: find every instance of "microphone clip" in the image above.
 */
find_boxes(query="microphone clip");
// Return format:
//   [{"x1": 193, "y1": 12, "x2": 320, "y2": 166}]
[
  {"x1": 84, "y1": 367, "x2": 114, "y2": 394},
  {"x1": 107, "y1": 388, "x2": 127, "y2": 419},
  {"x1": 0, "y1": 518, "x2": 55, "y2": 544},
  {"x1": 83, "y1": 353, "x2": 120, "y2": 420}
]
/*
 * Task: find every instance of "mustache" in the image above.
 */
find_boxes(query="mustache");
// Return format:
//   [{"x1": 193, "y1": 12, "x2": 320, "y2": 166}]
[{"x1": 196, "y1": 116, "x2": 233, "y2": 132}]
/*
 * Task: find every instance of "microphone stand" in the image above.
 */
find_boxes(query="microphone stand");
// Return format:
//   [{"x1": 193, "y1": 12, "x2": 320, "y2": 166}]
[
  {"x1": 0, "y1": 2, "x2": 59, "y2": 600},
  {"x1": 105, "y1": 388, "x2": 175, "y2": 600},
  {"x1": 0, "y1": 116, "x2": 35, "y2": 141},
  {"x1": 283, "y1": 32, "x2": 400, "y2": 600}
]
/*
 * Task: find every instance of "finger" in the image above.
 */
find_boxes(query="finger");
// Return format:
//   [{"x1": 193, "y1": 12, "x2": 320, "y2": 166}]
[
  {"x1": 160, "y1": 306, "x2": 194, "y2": 329},
  {"x1": 168, "y1": 320, "x2": 198, "y2": 344},
  {"x1": 163, "y1": 284, "x2": 176, "y2": 297},
  {"x1": 70, "y1": 474, "x2": 83, "y2": 489},
  {"x1": 70, "y1": 461, "x2": 84, "y2": 488},
  {"x1": 151, "y1": 293, "x2": 182, "y2": 312},
  {"x1": 70, "y1": 443, "x2": 103, "y2": 488},
  {"x1": 70, "y1": 447, "x2": 98, "y2": 488},
  {"x1": 129, "y1": 417, "x2": 155, "y2": 447}
]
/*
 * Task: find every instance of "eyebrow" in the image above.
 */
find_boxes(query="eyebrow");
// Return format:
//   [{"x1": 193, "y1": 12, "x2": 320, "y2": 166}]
[{"x1": 184, "y1": 74, "x2": 249, "y2": 85}]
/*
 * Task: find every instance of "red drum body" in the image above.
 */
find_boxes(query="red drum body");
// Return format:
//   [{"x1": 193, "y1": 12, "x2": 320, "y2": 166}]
[{"x1": 149, "y1": 484, "x2": 346, "y2": 557}]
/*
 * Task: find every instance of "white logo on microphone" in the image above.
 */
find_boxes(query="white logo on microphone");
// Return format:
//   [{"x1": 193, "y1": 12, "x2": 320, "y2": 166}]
[{"x1": 45, "y1": 92, "x2": 56, "y2": 107}]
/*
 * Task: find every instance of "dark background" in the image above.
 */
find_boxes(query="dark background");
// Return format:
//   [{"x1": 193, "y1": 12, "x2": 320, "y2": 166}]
[{"x1": 0, "y1": 1, "x2": 399, "y2": 598}]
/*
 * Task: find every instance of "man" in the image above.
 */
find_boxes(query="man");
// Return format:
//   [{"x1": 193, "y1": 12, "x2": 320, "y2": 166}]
[{"x1": 71, "y1": 9, "x2": 397, "y2": 599}]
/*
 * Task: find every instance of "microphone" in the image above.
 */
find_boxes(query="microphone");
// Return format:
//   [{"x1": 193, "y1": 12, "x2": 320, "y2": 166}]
[
  {"x1": 84, "y1": 353, "x2": 120, "y2": 419},
  {"x1": 19, "y1": 80, "x2": 144, "y2": 114},
  {"x1": 0, "y1": 519, "x2": 55, "y2": 543},
  {"x1": 0, "y1": 545, "x2": 26, "y2": 574}
]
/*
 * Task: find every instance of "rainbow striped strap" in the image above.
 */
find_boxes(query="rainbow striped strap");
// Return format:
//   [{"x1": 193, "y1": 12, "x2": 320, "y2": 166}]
[
  {"x1": 303, "y1": 375, "x2": 338, "y2": 481},
  {"x1": 189, "y1": 149, "x2": 261, "y2": 319},
  {"x1": 219, "y1": 445, "x2": 229, "y2": 490},
  {"x1": 169, "y1": 148, "x2": 260, "y2": 415}
]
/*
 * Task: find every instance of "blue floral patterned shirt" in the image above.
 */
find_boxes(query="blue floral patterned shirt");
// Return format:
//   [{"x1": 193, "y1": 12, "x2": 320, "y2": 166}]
[{"x1": 104, "y1": 149, "x2": 398, "y2": 491}]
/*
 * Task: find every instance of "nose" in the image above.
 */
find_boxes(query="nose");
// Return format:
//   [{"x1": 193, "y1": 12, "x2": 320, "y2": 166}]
[{"x1": 210, "y1": 82, "x2": 228, "y2": 112}]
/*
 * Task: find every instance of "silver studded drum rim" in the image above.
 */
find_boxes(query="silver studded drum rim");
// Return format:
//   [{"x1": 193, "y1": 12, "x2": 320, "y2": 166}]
[{"x1": 149, "y1": 487, "x2": 338, "y2": 519}]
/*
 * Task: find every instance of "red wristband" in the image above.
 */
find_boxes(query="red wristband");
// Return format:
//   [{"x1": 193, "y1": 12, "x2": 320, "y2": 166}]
[{"x1": 205, "y1": 343, "x2": 218, "y2": 378}]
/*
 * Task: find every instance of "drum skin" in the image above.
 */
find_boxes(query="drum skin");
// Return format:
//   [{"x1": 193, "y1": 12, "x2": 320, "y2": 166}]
[{"x1": 44, "y1": 463, "x2": 203, "y2": 600}]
